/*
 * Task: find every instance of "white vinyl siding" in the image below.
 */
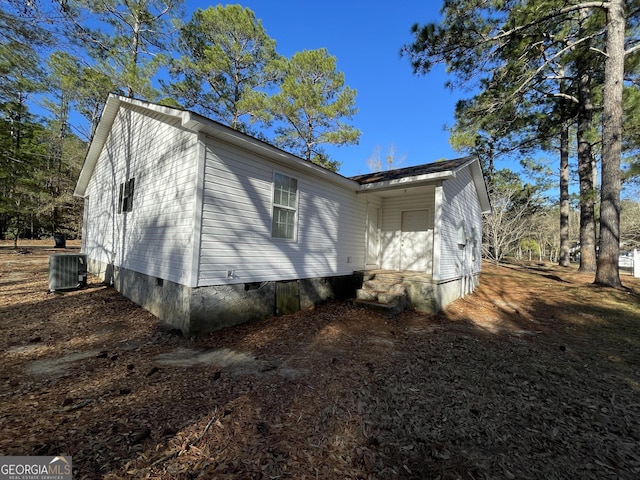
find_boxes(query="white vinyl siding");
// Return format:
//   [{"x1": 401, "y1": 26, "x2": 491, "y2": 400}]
[
  {"x1": 83, "y1": 104, "x2": 199, "y2": 284},
  {"x1": 365, "y1": 202, "x2": 381, "y2": 267},
  {"x1": 198, "y1": 139, "x2": 366, "y2": 285},
  {"x1": 439, "y1": 167, "x2": 483, "y2": 281},
  {"x1": 378, "y1": 187, "x2": 435, "y2": 272}
]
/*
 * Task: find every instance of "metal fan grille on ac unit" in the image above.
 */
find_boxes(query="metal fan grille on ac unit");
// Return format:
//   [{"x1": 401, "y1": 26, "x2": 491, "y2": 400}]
[{"x1": 49, "y1": 254, "x2": 88, "y2": 291}]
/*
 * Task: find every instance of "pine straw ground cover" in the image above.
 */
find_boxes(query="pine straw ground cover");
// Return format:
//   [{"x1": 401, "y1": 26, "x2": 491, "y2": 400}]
[{"x1": 0, "y1": 246, "x2": 639, "y2": 479}]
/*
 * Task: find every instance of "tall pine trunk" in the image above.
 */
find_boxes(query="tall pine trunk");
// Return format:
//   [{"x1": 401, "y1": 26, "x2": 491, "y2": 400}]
[
  {"x1": 559, "y1": 119, "x2": 570, "y2": 267},
  {"x1": 576, "y1": 61, "x2": 597, "y2": 273},
  {"x1": 595, "y1": 0, "x2": 625, "y2": 288}
]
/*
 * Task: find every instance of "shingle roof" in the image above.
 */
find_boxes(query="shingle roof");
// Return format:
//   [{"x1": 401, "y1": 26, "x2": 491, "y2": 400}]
[{"x1": 350, "y1": 156, "x2": 475, "y2": 185}]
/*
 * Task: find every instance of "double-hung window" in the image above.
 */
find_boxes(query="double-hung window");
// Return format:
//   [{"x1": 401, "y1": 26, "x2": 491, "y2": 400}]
[{"x1": 272, "y1": 172, "x2": 298, "y2": 240}]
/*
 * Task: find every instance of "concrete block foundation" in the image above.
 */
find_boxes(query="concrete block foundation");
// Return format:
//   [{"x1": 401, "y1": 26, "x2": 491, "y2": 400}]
[{"x1": 88, "y1": 259, "x2": 362, "y2": 335}]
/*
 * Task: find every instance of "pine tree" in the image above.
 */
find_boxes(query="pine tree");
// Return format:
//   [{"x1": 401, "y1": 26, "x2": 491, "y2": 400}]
[
  {"x1": 166, "y1": 4, "x2": 279, "y2": 133},
  {"x1": 403, "y1": 0, "x2": 639, "y2": 287},
  {"x1": 263, "y1": 48, "x2": 360, "y2": 171}
]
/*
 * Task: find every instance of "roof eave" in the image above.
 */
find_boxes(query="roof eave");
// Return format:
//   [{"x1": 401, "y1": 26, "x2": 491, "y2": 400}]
[
  {"x1": 467, "y1": 158, "x2": 492, "y2": 213},
  {"x1": 182, "y1": 111, "x2": 360, "y2": 190},
  {"x1": 357, "y1": 170, "x2": 456, "y2": 193},
  {"x1": 73, "y1": 94, "x2": 122, "y2": 197},
  {"x1": 74, "y1": 96, "x2": 361, "y2": 197}
]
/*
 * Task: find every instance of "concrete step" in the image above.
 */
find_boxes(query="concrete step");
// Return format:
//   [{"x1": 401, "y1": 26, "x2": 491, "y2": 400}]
[
  {"x1": 356, "y1": 271, "x2": 414, "y2": 317},
  {"x1": 362, "y1": 272, "x2": 406, "y2": 283},
  {"x1": 356, "y1": 289, "x2": 406, "y2": 304},
  {"x1": 352, "y1": 298, "x2": 407, "y2": 318},
  {"x1": 357, "y1": 270, "x2": 438, "y2": 314},
  {"x1": 354, "y1": 285, "x2": 409, "y2": 317},
  {"x1": 363, "y1": 279, "x2": 408, "y2": 295}
]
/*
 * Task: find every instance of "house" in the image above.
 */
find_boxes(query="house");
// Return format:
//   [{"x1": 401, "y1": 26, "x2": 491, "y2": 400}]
[{"x1": 74, "y1": 95, "x2": 491, "y2": 335}]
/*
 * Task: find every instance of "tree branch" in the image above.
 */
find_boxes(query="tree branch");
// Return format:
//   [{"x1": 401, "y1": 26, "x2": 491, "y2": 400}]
[
  {"x1": 626, "y1": 43, "x2": 640, "y2": 57},
  {"x1": 510, "y1": 32, "x2": 602, "y2": 100}
]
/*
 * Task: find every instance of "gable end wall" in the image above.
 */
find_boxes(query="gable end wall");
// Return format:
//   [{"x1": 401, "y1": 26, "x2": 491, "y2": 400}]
[
  {"x1": 439, "y1": 167, "x2": 483, "y2": 281},
  {"x1": 83, "y1": 105, "x2": 199, "y2": 285}
]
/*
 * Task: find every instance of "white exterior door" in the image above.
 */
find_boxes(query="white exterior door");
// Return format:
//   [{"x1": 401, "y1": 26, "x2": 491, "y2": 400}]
[
  {"x1": 400, "y1": 210, "x2": 429, "y2": 271},
  {"x1": 366, "y1": 205, "x2": 380, "y2": 267}
]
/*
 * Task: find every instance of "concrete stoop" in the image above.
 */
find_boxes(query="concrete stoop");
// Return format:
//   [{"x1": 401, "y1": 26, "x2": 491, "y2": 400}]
[{"x1": 354, "y1": 272, "x2": 411, "y2": 317}]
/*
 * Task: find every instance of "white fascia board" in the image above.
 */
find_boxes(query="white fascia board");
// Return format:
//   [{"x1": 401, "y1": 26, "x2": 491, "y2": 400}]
[
  {"x1": 75, "y1": 95, "x2": 360, "y2": 197},
  {"x1": 73, "y1": 94, "x2": 122, "y2": 197},
  {"x1": 74, "y1": 95, "x2": 189, "y2": 197},
  {"x1": 468, "y1": 160, "x2": 492, "y2": 213},
  {"x1": 455, "y1": 156, "x2": 491, "y2": 213},
  {"x1": 357, "y1": 170, "x2": 456, "y2": 193}
]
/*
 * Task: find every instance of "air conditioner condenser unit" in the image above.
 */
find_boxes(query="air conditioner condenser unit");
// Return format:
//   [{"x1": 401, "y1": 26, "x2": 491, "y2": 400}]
[{"x1": 49, "y1": 254, "x2": 88, "y2": 292}]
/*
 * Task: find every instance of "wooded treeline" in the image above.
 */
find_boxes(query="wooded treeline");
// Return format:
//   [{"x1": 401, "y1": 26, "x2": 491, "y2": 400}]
[
  {"x1": 403, "y1": 0, "x2": 640, "y2": 287},
  {"x1": 0, "y1": 0, "x2": 360, "y2": 243},
  {"x1": 1, "y1": 1, "x2": 639, "y2": 288}
]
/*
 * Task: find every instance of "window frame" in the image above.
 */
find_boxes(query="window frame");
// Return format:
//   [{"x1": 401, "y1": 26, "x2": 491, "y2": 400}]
[
  {"x1": 118, "y1": 177, "x2": 135, "y2": 214},
  {"x1": 271, "y1": 172, "x2": 298, "y2": 241}
]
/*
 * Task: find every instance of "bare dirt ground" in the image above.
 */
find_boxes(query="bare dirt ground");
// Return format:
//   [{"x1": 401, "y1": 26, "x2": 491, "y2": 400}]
[{"x1": 1, "y1": 244, "x2": 639, "y2": 479}]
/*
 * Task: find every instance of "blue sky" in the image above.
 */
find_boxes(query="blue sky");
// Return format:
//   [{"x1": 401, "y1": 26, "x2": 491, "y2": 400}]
[{"x1": 189, "y1": 1, "x2": 461, "y2": 177}]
